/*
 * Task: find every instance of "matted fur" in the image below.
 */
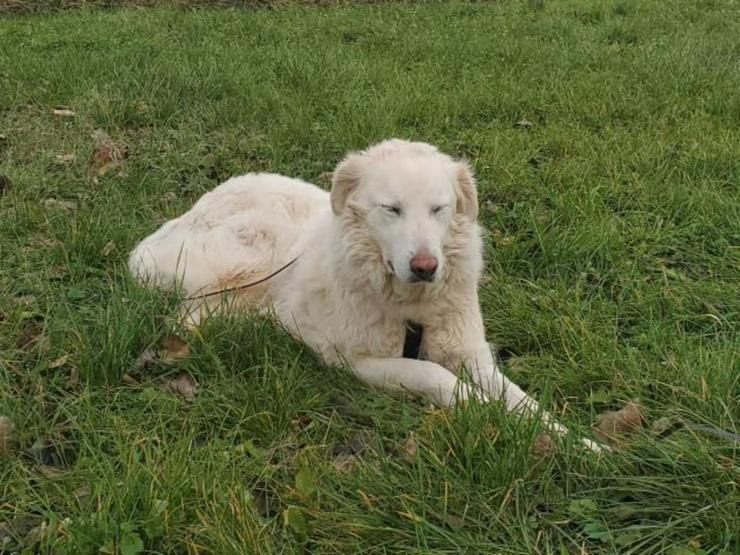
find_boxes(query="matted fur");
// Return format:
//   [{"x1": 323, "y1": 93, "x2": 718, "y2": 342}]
[{"x1": 129, "y1": 139, "x2": 601, "y2": 451}]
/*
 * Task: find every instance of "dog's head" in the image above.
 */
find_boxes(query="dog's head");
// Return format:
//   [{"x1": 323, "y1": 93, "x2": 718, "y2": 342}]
[{"x1": 331, "y1": 139, "x2": 478, "y2": 285}]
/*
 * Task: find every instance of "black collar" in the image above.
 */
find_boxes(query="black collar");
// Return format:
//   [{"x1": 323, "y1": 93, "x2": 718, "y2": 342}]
[{"x1": 402, "y1": 321, "x2": 424, "y2": 359}]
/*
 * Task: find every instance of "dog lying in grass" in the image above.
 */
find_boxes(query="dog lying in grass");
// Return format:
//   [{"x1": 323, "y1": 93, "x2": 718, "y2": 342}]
[{"x1": 130, "y1": 139, "x2": 601, "y2": 451}]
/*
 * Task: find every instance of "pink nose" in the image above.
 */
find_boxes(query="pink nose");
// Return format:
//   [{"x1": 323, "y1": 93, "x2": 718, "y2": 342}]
[{"x1": 409, "y1": 253, "x2": 438, "y2": 282}]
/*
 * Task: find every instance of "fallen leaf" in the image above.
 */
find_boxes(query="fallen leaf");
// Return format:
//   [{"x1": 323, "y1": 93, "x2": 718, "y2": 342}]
[
  {"x1": 252, "y1": 483, "x2": 279, "y2": 518},
  {"x1": 52, "y1": 107, "x2": 75, "y2": 117},
  {"x1": 17, "y1": 317, "x2": 45, "y2": 349},
  {"x1": 0, "y1": 174, "x2": 11, "y2": 194},
  {"x1": 331, "y1": 435, "x2": 366, "y2": 457},
  {"x1": 101, "y1": 240, "x2": 115, "y2": 256},
  {"x1": 157, "y1": 333, "x2": 191, "y2": 363},
  {"x1": 403, "y1": 431, "x2": 418, "y2": 462},
  {"x1": 50, "y1": 354, "x2": 70, "y2": 369},
  {"x1": 73, "y1": 485, "x2": 92, "y2": 506},
  {"x1": 135, "y1": 333, "x2": 191, "y2": 370},
  {"x1": 162, "y1": 373, "x2": 198, "y2": 401},
  {"x1": 594, "y1": 401, "x2": 645, "y2": 443},
  {"x1": 0, "y1": 416, "x2": 18, "y2": 457},
  {"x1": 135, "y1": 347, "x2": 158, "y2": 370},
  {"x1": 23, "y1": 519, "x2": 58, "y2": 550},
  {"x1": 122, "y1": 372, "x2": 140, "y2": 386},
  {"x1": 54, "y1": 154, "x2": 76, "y2": 165},
  {"x1": 514, "y1": 118, "x2": 534, "y2": 129},
  {"x1": 532, "y1": 433, "x2": 555, "y2": 458},
  {"x1": 651, "y1": 416, "x2": 683, "y2": 437},
  {"x1": 91, "y1": 140, "x2": 128, "y2": 177},
  {"x1": 0, "y1": 515, "x2": 44, "y2": 551},
  {"x1": 332, "y1": 454, "x2": 358, "y2": 473},
  {"x1": 28, "y1": 437, "x2": 77, "y2": 470},
  {"x1": 66, "y1": 366, "x2": 80, "y2": 388}
]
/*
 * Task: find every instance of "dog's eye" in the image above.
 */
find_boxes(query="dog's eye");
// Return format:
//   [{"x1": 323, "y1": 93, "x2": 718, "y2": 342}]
[
  {"x1": 382, "y1": 204, "x2": 402, "y2": 216},
  {"x1": 431, "y1": 204, "x2": 447, "y2": 215}
]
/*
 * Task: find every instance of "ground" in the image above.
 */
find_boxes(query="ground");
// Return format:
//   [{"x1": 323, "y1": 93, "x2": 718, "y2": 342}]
[{"x1": 0, "y1": 1, "x2": 738, "y2": 553}]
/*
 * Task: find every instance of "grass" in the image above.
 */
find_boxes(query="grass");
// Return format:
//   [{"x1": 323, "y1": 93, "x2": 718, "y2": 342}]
[{"x1": 0, "y1": 0, "x2": 738, "y2": 552}]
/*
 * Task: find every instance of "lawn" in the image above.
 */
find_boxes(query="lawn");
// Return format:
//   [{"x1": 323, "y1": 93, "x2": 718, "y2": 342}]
[{"x1": 0, "y1": 0, "x2": 738, "y2": 553}]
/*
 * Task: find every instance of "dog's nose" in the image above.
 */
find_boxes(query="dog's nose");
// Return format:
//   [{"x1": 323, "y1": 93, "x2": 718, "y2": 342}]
[{"x1": 409, "y1": 253, "x2": 438, "y2": 282}]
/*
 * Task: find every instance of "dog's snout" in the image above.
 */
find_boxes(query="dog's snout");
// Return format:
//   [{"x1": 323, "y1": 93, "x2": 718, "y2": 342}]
[{"x1": 409, "y1": 253, "x2": 438, "y2": 282}]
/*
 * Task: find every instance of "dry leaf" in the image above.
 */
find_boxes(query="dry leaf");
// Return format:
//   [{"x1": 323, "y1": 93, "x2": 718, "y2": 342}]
[
  {"x1": 121, "y1": 372, "x2": 140, "y2": 386},
  {"x1": 594, "y1": 401, "x2": 645, "y2": 443},
  {"x1": 135, "y1": 346, "x2": 158, "y2": 370},
  {"x1": 333, "y1": 454, "x2": 358, "y2": 473},
  {"x1": 50, "y1": 354, "x2": 70, "y2": 369},
  {"x1": 514, "y1": 119, "x2": 534, "y2": 129},
  {"x1": 73, "y1": 485, "x2": 92, "y2": 505},
  {"x1": 158, "y1": 334, "x2": 191, "y2": 362},
  {"x1": 0, "y1": 515, "x2": 43, "y2": 551},
  {"x1": 403, "y1": 431, "x2": 418, "y2": 462},
  {"x1": 91, "y1": 141, "x2": 128, "y2": 177},
  {"x1": 28, "y1": 438, "x2": 77, "y2": 469},
  {"x1": 17, "y1": 317, "x2": 45, "y2": 349},
  {"x1": 54, "y1": 154, "x2": 76, "y2": 165},
  {"x1": 532, "y1": 433, "x2": 555, "y2": 458},
  {"x1": 0, "y1": 416, "x2": 18, "y2": 457},
  {"x1": 0, "y1": 174, "x2": 13, "y2": 194},
  {"x1": 162, "y1": 373, "x2": 198, "y2": 401},
  {"x1": 101, "y1": 240, "x2": 115, "y2": 256},
  {"x1": 52, "y1": 108, "x2": 75, "y2": 117},
  {"x1": 66, "y1": 366, "x2": 80, "y2": 388}
]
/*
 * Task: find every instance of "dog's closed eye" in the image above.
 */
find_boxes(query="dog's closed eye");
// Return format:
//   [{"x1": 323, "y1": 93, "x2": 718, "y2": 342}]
[
  {"x1": 382, "y1": 204, "x2": 403, "y2": 216},
  {"x1": 431, "y1": 204, "x2": 448, "y2": 215}
]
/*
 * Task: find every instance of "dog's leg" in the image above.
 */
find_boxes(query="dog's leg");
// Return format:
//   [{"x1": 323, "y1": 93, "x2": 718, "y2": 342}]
[
  {"x1": 458, "y1": 344, "x2": 604, "y2": 452},
  {"x1": 351, "y1": 357, "x2": 481, "y2": 407}
]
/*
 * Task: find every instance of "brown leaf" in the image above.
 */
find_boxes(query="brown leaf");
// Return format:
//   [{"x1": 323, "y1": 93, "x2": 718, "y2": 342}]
[
  {"x1": 91, "y1": 141, "x2": 128, "y2": 177},
  {"x1": 162, "y1": 373, "x2": 198, "y2": 401},
  {"x1": 136, "y1": 333, "x2": 191, "y2": 371},
  {"x1": 158, "y1": 333, "x2": 191, "y2": 363},
  {"x1": 17, "y1": 317, "x2": 45, "y2": 349},
  {"x1": 121, "y1": 372, "x2": 140, "y2": 386},
  {"x1": 73, "y1": 485, "x2": 92, "y2": 506},
  {"x1": 0, "y1": 416, "x2": 18, "y2": 457},
  {"x1": 101, "y1": 240, "x2": 115, "y2": 257},
  {"x1": 66, "y1": 366, "x2": 80, "y2": 388},
  {"x1": 0, "y1": 515, "x2": 43, "y2": 550},
  {"x1": 28, "y1": 437, "x2": 77, "y2": 470},
  {"x1": 403, "y1": 431, "x2": 418, "y2": 462},
  {"x1": 50, "y1": 354, "x2": 70, "y2": 369},
  {"x1": 594, "y1": 401, "x2": 645, "y2": 443},
  {"x1": 52, "y1": 107, "x2": 75, "y2": 117},
  {"x1": 0, "y1": 174, "x2": 11, "y2": 195},
  {"x1": 135, "y1": 346, "x2": 158, "y2": 370},
  {"x1": 332, "y1": 454, "x2": 358, "y2": 473},
  {"x1": 532, "y1": 433, "x2": 555, "y2": 458}
]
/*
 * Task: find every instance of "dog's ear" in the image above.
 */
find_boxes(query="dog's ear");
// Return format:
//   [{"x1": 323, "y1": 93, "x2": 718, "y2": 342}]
[
  {"x1": 331, "y1": 152, "x2": 364, "y2": 215},
  {"x1": 454, "y1": 161, "x2": 478, "y2": 221}
]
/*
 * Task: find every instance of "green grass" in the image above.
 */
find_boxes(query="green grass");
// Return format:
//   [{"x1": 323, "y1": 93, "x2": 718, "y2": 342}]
[{"x1": 1, "y1": 0, "x2": 739, "y2": 553}]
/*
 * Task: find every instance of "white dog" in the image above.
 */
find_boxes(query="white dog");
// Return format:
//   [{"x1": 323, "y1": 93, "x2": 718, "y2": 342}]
[{"x1": 130, "y1": 139, "x2": 600, "y2": 450}]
